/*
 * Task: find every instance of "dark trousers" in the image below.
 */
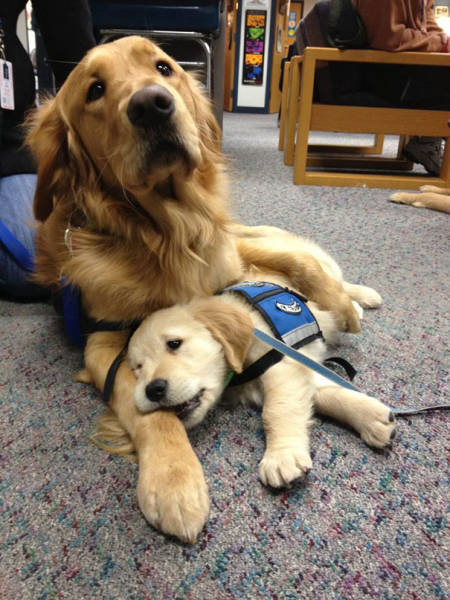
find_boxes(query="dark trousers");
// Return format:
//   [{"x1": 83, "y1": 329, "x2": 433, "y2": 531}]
[{"x1": 364, "y1": 64, "x2": 450, "y2": 111}]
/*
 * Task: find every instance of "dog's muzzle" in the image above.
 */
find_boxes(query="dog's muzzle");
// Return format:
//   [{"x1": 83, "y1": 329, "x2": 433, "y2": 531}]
[{"x1": 127, "y1": 84, "x2": 174, "y2": 129}]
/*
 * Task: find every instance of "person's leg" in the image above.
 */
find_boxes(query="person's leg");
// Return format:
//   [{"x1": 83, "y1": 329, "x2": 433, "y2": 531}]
[
  {"x1": 0, "y1": 174, "x2": 49, "y2": 300},
  {"x1": 401, "y1": 65, "x2": 450, "y2": 176},
  {"x1": 363, "y1": 64, "x2": 448, "y2": 176}
]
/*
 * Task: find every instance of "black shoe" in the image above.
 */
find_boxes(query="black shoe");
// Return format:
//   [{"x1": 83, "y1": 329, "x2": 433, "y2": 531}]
[{"x1": 403, "y1": 136, "x2": 442, "y2": 176}]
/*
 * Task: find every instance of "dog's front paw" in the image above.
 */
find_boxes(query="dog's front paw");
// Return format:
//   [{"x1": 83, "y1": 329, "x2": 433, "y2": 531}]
[
  {"x1": 137, "y1": 452, "x2": 210, "y2": 544},
  {"x1": 390, "y1": 192, "x2": 418, "y2": 207},
  {"x1": 355, "y1": 397, "x2": 396, "y2": 449},
  {"x1": 259, "y1": 447, "x2": 312, "y2": 488}
]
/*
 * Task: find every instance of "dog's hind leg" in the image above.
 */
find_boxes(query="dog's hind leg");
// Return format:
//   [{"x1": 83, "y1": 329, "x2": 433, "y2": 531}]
[
  {"x1": 85, "y1": 331, "x2": 210, "y2": 544},
  {"x1": 258, "y1": 362, "x2": 314, "y2": 488},
  {"x1": 313, "y1": 385, "x2": 395, "y2": 449},
  {"x1": 342, "y1": 282, "x2": 382, "y2": 308}
]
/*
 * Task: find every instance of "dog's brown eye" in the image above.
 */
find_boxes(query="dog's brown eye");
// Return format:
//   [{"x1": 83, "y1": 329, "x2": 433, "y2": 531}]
[
  {"x1": 86, "y1": 81, "x2": 106, "y2": 103},
  {"x1": 156, "y1": 61, "x2": 173, "y2": 77},
  {"x1": 167, "y1": 339, "x2": 182, "y2": 350}
]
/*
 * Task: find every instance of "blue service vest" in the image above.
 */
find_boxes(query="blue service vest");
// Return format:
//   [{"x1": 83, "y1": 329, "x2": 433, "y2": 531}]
[{"x1": 221, "y1": 281, "x2": 323, "y2": 349}]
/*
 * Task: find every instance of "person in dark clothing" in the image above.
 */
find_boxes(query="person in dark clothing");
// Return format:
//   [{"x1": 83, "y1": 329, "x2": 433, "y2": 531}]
[
  {"x1": 0, "y1": 0, "x2": 95, "y2": 300},
  {"x1": 354, "y1": 0, "x2": 450, "y2": 176}
]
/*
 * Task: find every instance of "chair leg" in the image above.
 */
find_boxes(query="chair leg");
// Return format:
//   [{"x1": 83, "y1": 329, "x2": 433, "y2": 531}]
[
  {"x1": 278, "y1": 61, "x2": 291, "y2": 151},
  {"x1": 293, "y1": 56, "x2": 315, "y2": 185},
  {"x1": 284, "y1": 57, "x2": 302, "y2": 166},
  {"x1": 371, "y1": 134, "x2": 385, "y2": 155},
  {"x1": 308, "y1": 134, "x2": 386, "y2": 156},
  {"x1": 397, "y1": 135, "x2": 410, "y2": 159}
]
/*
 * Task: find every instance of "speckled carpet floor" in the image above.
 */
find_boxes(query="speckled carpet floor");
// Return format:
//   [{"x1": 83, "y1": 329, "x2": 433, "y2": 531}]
[{"x1": 1, "y1": 113, "x2": 448, "y2": 600}]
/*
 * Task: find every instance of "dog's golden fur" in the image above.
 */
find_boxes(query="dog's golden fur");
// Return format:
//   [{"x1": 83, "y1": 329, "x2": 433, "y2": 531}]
[
  {"x1": 390, "y1": 185, "x2": 450, "y2": 214},
  {"x1": 26, "y1": 36, "x2": 367, "y2": 543},
  {"x1": 125, "y1": 271, "x2": 395, "y2": 489}
]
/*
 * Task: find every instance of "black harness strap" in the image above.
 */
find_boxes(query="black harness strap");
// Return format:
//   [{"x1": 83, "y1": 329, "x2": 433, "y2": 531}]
[
  {"x1": 229, "y1": 348, "x2": 282, "y2": 387},
  {"x1": 101, "y1": 325, "x2": 140, "y2": 404},
  {"x1": 102, "y1": 342, "x2": 130, "y2": 404},
  {"x1": 323, "y1": 356, "x2": 357, "y2": 381},
  {"x1": 229, "y1": 350, "x2": 357, "y2": 388}
]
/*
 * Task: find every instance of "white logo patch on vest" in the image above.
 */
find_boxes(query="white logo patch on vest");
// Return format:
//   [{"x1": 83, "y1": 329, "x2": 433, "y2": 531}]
[{"x1": 275, "y1": 299, "x2": 303, "y2": 314}]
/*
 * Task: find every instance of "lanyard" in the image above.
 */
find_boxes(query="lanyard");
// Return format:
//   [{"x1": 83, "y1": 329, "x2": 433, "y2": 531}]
[{"x1": 0, "y1": 20, "x2": 6, "y2": 60}]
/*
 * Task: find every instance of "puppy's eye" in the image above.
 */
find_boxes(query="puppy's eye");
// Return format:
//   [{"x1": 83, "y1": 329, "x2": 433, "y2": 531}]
[
  {"x1": 156, "y1": 61, "x2": 173, "y2": 77},
  {"x1": 167, "y1": 339, "x2": 182, "y2": 351},
  {"x1": 86, "y1": 81, "x2": 106, "y2": 103}
]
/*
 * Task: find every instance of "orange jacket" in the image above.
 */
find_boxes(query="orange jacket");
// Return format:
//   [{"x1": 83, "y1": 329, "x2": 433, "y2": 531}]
[{"x1": 353, "y1": 0, "x2": 447, "y2": 51}]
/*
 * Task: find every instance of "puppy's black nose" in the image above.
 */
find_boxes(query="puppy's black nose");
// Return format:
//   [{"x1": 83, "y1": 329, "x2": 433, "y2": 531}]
[
  {"x1": 145, "y1": 378, "x2": 168, "y2": 402},
  {"x1": 127, "y1": 85, "x2": 174, "y2": 127}
]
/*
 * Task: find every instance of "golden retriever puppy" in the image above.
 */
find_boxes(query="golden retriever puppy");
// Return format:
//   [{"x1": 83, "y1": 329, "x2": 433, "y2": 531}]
[
  {"x1": 26, "y1": 36, "x2": 364, "y2": 543},
  {"x1": 127, "y1": 273, "x2": 395, "y2": 490},
  {"x1": 390, "y1": 185, "x2": 450, "y2": 213}
]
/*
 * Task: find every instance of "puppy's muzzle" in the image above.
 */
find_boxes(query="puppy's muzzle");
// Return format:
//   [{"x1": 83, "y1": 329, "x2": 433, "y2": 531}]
[
  {"x1": 145, "y1": 378, "x2": 168, "y2": 402},
  {"x1": 143, "y1": 378, "x2": 203, "y2": 421},
  {"x1": 127, "y1": 85, "x2": 174, "y2": 128}
]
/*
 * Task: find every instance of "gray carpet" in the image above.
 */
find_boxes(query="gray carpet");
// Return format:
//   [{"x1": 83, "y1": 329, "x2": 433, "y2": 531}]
[{"x1": 1, "y1": 113, "x2": 448, "y2": 600}]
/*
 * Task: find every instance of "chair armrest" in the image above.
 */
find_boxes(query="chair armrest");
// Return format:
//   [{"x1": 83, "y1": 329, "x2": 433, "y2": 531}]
[{"x1": 303, "y1": 47, "x2": 450, "y2": 67}]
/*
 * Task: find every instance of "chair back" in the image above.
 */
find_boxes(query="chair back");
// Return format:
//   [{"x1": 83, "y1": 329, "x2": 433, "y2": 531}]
[{"x1": 89, "y1": 1, "x2": 222, "y2": 35}]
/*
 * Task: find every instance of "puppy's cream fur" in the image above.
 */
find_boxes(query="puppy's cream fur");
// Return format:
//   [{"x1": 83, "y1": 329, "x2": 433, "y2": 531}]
[{"x1": 128, "y1": 271, "x2": 395, "y2": 489}]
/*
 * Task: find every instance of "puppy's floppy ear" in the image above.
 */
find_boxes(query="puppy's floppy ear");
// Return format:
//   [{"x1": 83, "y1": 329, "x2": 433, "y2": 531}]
[
  {"x1": 25, "y1": 97, "x2": 69, "y2": 221},
  {"x1": 193, "y1": 297, "x2": 254, "y2": 373}
]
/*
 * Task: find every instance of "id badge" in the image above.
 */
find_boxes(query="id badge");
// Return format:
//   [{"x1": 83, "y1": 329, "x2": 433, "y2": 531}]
[{"x1": 1, "y1": 59, "x2": 15, "y2": 110}]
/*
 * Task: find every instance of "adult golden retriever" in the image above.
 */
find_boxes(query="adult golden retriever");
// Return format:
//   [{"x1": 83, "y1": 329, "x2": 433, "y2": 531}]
[{"x1": 27, "y1": 36, "x2": 367, "y2": 543}]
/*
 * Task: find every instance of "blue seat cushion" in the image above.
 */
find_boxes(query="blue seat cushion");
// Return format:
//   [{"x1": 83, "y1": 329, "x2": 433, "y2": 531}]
[{"x1": 89, "y1": 1, "x2": 221, "y2": 34}]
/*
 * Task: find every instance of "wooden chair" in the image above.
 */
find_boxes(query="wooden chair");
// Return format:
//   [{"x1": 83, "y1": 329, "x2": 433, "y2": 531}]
[{"x1": 279, "y1": 47, "x2": 450, "y2": 189}]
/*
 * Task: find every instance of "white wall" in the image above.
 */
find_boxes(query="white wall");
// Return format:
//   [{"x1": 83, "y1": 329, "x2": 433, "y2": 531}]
[{"x1": 236, "y1": 0, "x2": 272, "y2": 109}]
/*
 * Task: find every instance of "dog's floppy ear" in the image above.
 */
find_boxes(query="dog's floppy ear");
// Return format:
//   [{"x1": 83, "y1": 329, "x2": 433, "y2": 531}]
[
  {"x1": 186, "y1": 74, "x2": 222, "y2": 156},
  {"x1": 193, "y1": 297, "x2": 254, "y2": 373},
  {"x1": 25, "y1": 97, "x2": 70, "y2": 221},
  {"x1": 26, "y1": 97, "x2": 95, "y2": 222}
]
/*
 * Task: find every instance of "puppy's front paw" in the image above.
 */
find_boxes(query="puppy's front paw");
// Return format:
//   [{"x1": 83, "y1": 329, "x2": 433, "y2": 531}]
[
  {"x1": 137, "y1": 453, "x2": 210, "y2": 544},
  {"x1": 259, "y1": 447, "x2": 312, "y2": 488},
  {"x1": 356, "y1": 397, "x2": 396, "y2": 449}
]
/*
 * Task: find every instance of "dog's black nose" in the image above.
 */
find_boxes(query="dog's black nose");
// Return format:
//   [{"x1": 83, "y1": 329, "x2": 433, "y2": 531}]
[
  {"x1": 145, "y1": 378, "x2": 168, "y2": 402},
  {"x1": 127, "y1": 85, "x2": 174, "y2": 127}
]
